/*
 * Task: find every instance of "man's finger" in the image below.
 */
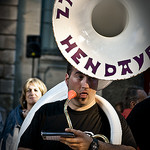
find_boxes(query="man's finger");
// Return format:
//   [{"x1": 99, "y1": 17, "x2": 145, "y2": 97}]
[{"x1": 65, "y1": 128, "x2": 82, "y2": 136}]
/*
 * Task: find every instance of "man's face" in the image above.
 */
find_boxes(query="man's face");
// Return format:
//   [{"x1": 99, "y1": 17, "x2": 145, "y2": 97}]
[{"x1": 65, "y1": 67, "x2": 98, "y2": 108}]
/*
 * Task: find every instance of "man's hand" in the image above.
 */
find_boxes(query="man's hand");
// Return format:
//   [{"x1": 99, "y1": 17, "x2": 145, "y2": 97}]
[
  {"x1": 60, "y1": 128, "x2": 136, "y2": 150},
  {"x1": 60, "y1": 128, "x2": 93, "y2": 150}
]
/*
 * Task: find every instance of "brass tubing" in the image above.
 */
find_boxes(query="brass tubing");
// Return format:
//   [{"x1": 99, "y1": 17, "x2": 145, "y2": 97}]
[
  {"x1": 92, "y1": 134, "x2": 109, "y2": 143},
  {"x1": 64, "y1": 99, "x2": 73, "y2": 129}
]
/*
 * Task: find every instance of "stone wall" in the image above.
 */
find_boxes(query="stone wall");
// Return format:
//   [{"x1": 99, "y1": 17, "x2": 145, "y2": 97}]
[{"x1": 0, "y1": 0, "x2": 18, "y2": 122}]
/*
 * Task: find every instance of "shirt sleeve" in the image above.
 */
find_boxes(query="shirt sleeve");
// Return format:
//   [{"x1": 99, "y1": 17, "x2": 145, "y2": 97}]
[
  {"x1": 118, "y1": 112, "x2": 137, "y2": 149},
  {"x1": 18, "y1": 107, "x2": 44, "y2": 149}
]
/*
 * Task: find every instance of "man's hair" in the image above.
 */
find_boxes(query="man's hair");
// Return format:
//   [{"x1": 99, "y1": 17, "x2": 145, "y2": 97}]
[
  {"x1": 67, "y1": 62, "x2": 73, "y2": 76},
  {"x1": 124, "y1": 86, "x2": 144, "y2": 108}
]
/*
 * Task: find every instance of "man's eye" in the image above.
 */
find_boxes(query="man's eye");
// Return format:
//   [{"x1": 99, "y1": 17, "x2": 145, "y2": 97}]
[
  {"x1": 78, "y1": 75, "x2": 84, "y2": 79},
  {"x1": 89, "y1": 77, "x2": 98, "y2": 82},
  {"x1": 89, "y1": 77, "x2": 95, "y2": 80}
]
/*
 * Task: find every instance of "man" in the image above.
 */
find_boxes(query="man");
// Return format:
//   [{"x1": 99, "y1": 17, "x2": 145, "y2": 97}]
[
  {"x1": 18, "y1": 63, "x2": 136, "y2": 150},
  {"x1": 127, "y1": 96, "x2": 150, "y2": 150},
  {"x1": 122, "y1": 86, "x2": 147, "y2": 119}
]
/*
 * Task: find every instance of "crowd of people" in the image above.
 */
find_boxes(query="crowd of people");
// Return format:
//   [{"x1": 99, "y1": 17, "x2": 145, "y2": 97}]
[
  {"x1": 121, "y1": 86, "x2": 147, "y2": 119},
  {"x1": 0, "y1": 63, "x2": 149, "y2": 150},
  {"x1": 115, "y1": 85, "x2": 149, "y2": 150}
]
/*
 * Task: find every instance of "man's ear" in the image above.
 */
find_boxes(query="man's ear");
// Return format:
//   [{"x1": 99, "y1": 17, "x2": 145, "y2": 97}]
[
  {"x1": 130, "y1": 101, "x2": 136, "y2": 109},
  {"x1": 65, "y1": 73, "x2": 69, "y2": 86}
]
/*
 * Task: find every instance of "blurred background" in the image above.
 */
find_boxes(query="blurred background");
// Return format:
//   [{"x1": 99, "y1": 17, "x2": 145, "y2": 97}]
[{"x1": 0, "y1": 0, "x2": 149, "y2": 126}]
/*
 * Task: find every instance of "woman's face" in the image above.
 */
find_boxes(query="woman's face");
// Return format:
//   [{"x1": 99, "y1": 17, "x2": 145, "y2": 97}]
[{"x1": 25, "y1": 83, "x2": 42, "y2": 107}]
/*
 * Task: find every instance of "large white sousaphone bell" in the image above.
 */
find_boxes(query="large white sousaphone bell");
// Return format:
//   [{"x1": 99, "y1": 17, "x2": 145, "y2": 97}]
[{"x1": 53, "y1": 0, "x2": 150, "y2": 80}]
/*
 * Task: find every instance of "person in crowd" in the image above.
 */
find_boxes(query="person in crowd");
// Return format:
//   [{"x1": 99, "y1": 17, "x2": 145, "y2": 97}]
[
  {"x1": 18, "y1": 63, "x2": 136, "y2": 150},
  {"x1": 127, "y1": 96, "x2": 150, "y2": 150},
  {"x1": 122, "y1": 86, "x2": 147, "y2": 119},
  {"x1": 115, "y1": 101, "x2": 124, "y2": 113},
  {"x1": 0, "y1": 78, "x2": 47, "y2": 150}
]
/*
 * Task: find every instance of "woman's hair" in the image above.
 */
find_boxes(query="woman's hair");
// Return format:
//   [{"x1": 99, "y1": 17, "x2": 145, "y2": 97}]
[{"x1": 20, "y1": 78, "x2": 47, "y2": 109}]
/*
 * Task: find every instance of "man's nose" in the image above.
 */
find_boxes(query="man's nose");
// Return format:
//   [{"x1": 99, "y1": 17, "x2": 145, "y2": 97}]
[{"x1": 82, "y1": 77, "x2": 90, "y2": 88}]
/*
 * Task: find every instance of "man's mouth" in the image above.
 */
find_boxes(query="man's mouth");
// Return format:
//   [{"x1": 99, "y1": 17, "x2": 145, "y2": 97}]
[{"x1": 80, "y1": 92, "x2": 88, "y2": 99}]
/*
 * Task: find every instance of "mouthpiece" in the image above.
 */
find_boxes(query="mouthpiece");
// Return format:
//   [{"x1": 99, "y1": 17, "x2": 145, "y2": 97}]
[
  {"x1": 64, "y1": 90, "x2": 77, "y2": 129},
  {"x1": 68, "y1": 90, "x2": 77, "y2": 100}
]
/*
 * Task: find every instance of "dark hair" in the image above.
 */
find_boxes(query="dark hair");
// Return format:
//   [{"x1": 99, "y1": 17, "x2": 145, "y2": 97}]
[
  {"x1": 67, "y1": 62, "x2": 73, "y2": 76},
  {"x1": 115, "y1": 101, "x2": 124, "y2": 113},
  {"x1": 124, "y1": 86, "x2": 144, "y2": 108}
]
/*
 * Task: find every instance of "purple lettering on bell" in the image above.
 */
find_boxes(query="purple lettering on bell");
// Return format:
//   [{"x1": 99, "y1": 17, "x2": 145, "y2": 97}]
[
  {"x1": 60, "y1": 36, "x2": 150, "y2": 78},
  {"x1": 84, "y1": 58, "x2": 101, "y2": 74},
  {"x1": 105, "y1": 64, "x2": 116, "y2": 77},
  {"x1": 56, "y1": 7, "x2": 69, "y2": 19},
  {"x1": 133, "y1": 53, "x2": 144, "y2": 70},
  {"x1": 60, "y1": 35, "x2": 77, "y2": 52},
  {"x1": 58, "y1": 0, "x2": 73, "y2": 6},
  {"x1": 71, "y1": 48, "x2": 87, "y2": 64},
  {"x1": 145, "y1": 46, "x2": 150, "y2": 59},
  {"x1": 118, "y1": 59, "x2": 133, "y2": 75}
]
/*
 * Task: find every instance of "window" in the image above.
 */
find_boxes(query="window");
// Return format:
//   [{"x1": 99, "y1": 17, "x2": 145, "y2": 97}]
[{"x1": 40, "y1": 0, "x2": 61, "y2": 55}]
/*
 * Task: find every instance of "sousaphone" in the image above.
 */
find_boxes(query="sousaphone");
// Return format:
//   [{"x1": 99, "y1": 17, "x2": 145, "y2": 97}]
[
  {"x1": 52, "y1": 0, "x2": 150, "y2": 144},
  {"x1": 53, "y1": 0, "x2": 150, "y2": 80}
]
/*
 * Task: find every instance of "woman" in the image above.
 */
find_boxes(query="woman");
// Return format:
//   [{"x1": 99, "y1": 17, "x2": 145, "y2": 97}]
[{"x1": 0, "y1": 78, "x2": 47, "y2": 150}]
